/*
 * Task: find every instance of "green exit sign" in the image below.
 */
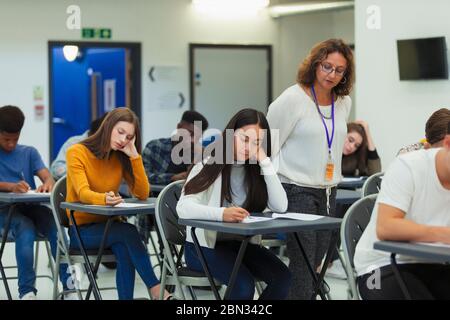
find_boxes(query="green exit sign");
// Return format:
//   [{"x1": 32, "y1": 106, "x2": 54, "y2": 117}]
[{"x1": 82, "y1": 28, "x2": 112, "y2": 39}]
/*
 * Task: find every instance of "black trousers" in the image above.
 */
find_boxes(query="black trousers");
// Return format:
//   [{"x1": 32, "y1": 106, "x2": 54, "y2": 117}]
[
  {"x1": 282, "y1": 183, "x2": 337, "y2": 300},
  {"x1": 358, "y1": 263, "x2": 450, "y2": 300}
]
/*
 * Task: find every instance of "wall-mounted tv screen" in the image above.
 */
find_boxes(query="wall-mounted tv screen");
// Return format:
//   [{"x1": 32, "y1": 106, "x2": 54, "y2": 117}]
[{"x1": 397, "y1": 36, "x2": 448, "y2": 80}]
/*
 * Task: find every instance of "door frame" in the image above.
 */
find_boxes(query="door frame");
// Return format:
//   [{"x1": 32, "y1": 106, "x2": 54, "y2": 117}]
[
  {"x1": 47, "y1": 41, "x2": 141, "y2": 161},
  {"x1": 189, "y1": 43, "x2": 273, "y2": 111}
]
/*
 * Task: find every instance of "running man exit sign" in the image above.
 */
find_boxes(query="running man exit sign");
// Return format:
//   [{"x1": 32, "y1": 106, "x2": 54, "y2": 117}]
[{"x1": 82, "y1": 28, "x2": 112, "y2": 39}]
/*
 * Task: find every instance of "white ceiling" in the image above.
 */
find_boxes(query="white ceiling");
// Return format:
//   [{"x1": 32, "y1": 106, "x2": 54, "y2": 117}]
[{"x1": 269, "y1": 0, "x2": 354, "y2": 5}]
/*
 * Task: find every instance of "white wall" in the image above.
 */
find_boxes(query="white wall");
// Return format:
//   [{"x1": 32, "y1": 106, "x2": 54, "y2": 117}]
[
  {"x1": 355, "y1": 0, "x2": 450, "y2": 169},
  {"x1": 277, "y1": 9, "x2": 354, "y2": 95},
  {"x1": 0, "y1": 0, "x2": 279, "y2": 164},
  {"x1": 0, "y1": 0, "x2": 354, "y2": 166}
]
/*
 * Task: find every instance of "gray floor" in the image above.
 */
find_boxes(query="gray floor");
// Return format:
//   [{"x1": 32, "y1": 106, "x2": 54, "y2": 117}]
[{"x1": 0, "y1": 239, "x2": 349, "y2": 300}]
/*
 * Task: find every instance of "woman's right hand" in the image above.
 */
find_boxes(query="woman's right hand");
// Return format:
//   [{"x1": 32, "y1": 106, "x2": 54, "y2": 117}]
[
  {"x1": 223, "y1": 207, "x2": 250, "y2": 222},
  {"x1": 105, "y1": 191, "x2": 123, "y2": 206}
]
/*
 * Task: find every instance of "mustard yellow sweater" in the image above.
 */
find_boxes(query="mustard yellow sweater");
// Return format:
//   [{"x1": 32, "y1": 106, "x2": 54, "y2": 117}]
[{"x1": 66, "y1": 143, "x2": 150, "y2": 225}]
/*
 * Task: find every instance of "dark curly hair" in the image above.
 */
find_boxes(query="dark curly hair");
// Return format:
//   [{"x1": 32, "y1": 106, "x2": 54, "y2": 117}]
[{"x1": 297, "y1": 38, "x2": 355, "y2": 98}]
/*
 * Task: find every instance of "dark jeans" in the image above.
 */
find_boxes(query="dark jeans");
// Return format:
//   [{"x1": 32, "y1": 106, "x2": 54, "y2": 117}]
[
  {"x1": 0, "y1": 204, "x2": 70, "y2": 298},
  {"x1": 282, "y1": 183, "x2": 337, "y2": 300},
  {"x1": 185, "y1": 241, "x2": 291, "y2": 300},
  {"x1": 69, "y1": 221, "x2": 159, "y2": 300},
  {"x1": 358, "y1": 264, "x2": 450, "y2": 300}
]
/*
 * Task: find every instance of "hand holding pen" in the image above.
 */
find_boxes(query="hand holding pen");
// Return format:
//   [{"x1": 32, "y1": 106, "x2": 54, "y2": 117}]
[
  {"x1": 222, "y1": 201, "x2": 249, "y2": 223},
  {"x1": 11, "y1": 171, "x2": 31, "y2": 193},
  {"x1": 105, "y1": 191, "x2": 123, "y2": 206}
]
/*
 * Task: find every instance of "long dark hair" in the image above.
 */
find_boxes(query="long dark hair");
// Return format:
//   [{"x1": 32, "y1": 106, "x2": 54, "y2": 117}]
[
  {"x1": 184, "y1": 108, "x2": 271, "y2": 212},
  {"x1": 81, "y1": 108, "x2": 142, "y2": 187},
  {"x1": 343, "y1": 122, "x2": 368, "y2": 175}
]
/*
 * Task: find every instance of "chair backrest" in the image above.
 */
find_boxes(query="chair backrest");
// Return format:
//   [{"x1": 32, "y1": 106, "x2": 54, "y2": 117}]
[
  {"x1": 361, "y1": 172, "x2": 384, "y2": 197},
  {"x1": 341, "y1": 194, "x2": 377, "y2": 268},
  {"x1": 50, "y1": 175, "x2": 70, "y2": 228},
  {"x1": 154, "y1": 180, "x2": 185, "y2": 246},
  {"x1": 340, "y1": 194, "x2": 377, "y2": 299}
]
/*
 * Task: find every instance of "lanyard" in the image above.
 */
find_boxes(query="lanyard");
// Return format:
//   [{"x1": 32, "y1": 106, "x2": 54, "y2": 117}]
[{"x1": 311, "y1": 85, "x2": 335, "y2": 154}]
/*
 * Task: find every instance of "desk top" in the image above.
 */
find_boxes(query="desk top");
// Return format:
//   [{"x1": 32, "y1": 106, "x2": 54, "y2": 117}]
[
  {"x1": 338, "y1": 177, "x2": 367, "y2": 190},
  {"x1": 336, "y1": 189, "x2": 361, "y2": 205},
  {"x1": 179, "y1": 214, "x2": 342, "y2": 236},
  {"x1": 151, "y1": 184, "x2": 166, "y2": 193},
  {"x1": 61, "y1": 198, "x2": 156, "y2": 216},
  {"x1": 374, "y1": 241, "x2": 450, "y2": 263},
  {"x1": 0, "y1": 191, "x2": 50, "y2": 203}
]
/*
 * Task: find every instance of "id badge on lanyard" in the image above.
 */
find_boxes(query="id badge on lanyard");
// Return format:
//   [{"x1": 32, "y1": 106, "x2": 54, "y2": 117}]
[
  {"x1": 325, "y1": 152, "x2": 334, "y2": 182},
  {"x1": 311, "y1": 86, "x2": 335, "y2": 182}
]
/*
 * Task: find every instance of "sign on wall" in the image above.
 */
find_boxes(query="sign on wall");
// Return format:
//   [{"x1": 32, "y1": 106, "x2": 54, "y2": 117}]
[
  {"x1": 82, "y1": 28, "x2": 112, "y2": 39},
  {"x1": 147, "y1": 65, "x2": 186, "y2": 110}
]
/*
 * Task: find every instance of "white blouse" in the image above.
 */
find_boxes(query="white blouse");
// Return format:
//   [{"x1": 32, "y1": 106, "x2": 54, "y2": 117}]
[{"x1": 267, "y1": 84, "x2": 351, "y2": 188}]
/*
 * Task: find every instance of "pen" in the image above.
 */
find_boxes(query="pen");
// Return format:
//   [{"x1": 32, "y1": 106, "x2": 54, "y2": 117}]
[{"x1": 20, "y1": 171, "x2": 31, "y2": 191}]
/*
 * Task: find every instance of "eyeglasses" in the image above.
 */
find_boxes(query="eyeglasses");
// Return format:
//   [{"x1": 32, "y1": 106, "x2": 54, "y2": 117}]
[{"x1": 320, "y1": 62, "x2": 346, "y2": 77}]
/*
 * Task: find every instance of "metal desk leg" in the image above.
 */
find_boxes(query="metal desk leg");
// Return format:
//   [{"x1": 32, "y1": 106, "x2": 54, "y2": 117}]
[
  {"x1": 311, "y1": 229, "x2": 339, "y2": 300},
  {"x1": 223, "y1": 237, "x2": 250, "y2": 300},
  {"x1": 68, "y1": 210, "x2": 102, "y2": 300},
  {"x1": 293, "y1": 232, "x2": 327, "y2": 300},
  {"x1": 0, "y1": 205, "x2": 14, "y2": 300},
  {"x1": 390, "y1": 253, "x2": 412, "y2": 300},
  {"x1": 85, "y1": 218, "x2": 113, "y2": 300},
  {"x1": 190, "y1": 227, "x2": 221, "y2": 300}
]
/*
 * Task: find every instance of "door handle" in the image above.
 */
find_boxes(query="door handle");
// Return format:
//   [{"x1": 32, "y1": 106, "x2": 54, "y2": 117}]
[{"x1": 52, "y1": 117, "x2": 66, "y2": 124}]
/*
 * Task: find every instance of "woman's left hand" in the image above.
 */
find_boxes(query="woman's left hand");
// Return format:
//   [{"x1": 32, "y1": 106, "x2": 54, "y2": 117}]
[{"x1": 119, "y1": 136, "x2": 139, "y2": 158}]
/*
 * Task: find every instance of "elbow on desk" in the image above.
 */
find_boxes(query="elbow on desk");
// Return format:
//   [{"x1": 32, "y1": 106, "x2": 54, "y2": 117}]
[
  {"x1": 271, "y1": 202, "x2": 288, "y2": 214},
  {"x1": 376, "y1": 223, "x2": 392, "y2": 241}
]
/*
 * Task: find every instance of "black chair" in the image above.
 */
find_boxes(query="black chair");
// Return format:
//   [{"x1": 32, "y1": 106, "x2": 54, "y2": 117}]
[
  {"x1": 362, "y1": 172, "x2": 384, "y2": 197},
  {"x1": 154, "y1": 180, "x2": 221, "y2": 300},
  {"x1": 340, "y1": 194, "x2": 377, "y2": 300}
]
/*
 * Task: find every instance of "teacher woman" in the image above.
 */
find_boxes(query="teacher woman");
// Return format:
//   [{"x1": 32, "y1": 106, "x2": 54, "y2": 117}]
[{"x1": 266, "y1": 38, "x2": 355, "y2": 299}]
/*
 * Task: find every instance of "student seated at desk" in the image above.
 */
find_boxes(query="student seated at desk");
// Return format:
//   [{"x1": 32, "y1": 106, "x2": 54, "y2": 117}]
[
  {"x1": 354, "y1": 121, "x2": 450, "y2": 299},
  {"x1": 177, "y1": 108, "x2": 292, "y2": 300},
  {"x1": 342, "y1": 120, "x2": 381, "y2": 177},
  {"x1": 50, "y1": 113, "x2": 108, "y2": 180},
  {"x1": 66, "y1": 107, "x2": 171, "y2": 300},
  {"x1": 143, "y1": 110, "x2": 208, "y2": 186},
  {"x1": 137, "y1": 110, "x2": 208, "y2": 243},
  {"x1": 0, "y1": 105, "x2": 71, "y2": 300}
]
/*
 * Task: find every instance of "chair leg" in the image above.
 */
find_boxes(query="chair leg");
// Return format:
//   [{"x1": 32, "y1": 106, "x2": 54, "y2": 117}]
[
  {"x1": 255, "y1": 281, "x2": 263, "y2": 296},
  {"x1": 44, "y1": 241, "x2": 55, "y2": 280},
  {"x1": 148, "y1": 232, "x2": 161, "y2": 267},
  {"x1": 31, "y1": 242, "x2": 40, "y2": 287},
  {"x1": 165, "y1": 246, "x2": 186, "y2": 300},
  {"x1": 33, "y1": 241, "x2": 39, "y2": 275},
  {"x1": 159, "y1": 261, "x2": 168, "y2": 300},
  {"x1": 187, "y1": 286, "x2": 197, "y2": 300},
  {"x1": 52, "y1": 243, "x2": 61, "y2": 300}
]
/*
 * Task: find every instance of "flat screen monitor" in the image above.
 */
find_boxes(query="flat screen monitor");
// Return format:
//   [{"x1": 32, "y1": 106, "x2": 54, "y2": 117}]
[{"x1": 397, "y1": 36, "x2": 448, "y2": 80}]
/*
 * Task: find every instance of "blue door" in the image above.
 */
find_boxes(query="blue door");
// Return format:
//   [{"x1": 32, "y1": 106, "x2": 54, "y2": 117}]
[{"x1": 50, "y1": 46, "x2": 127, "y2": 160}]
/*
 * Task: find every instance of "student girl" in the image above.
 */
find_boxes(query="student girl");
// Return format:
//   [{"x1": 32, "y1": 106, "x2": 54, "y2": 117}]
[
  {"x1": 342, "y1": 120, "x2": 381, "y2": 177},
  {"x1": 177, "y1": 108, "x2": 292, "y2": 300},
  {"x1": 66, "y1": 107, "x2": 171, "y2": 300}
]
